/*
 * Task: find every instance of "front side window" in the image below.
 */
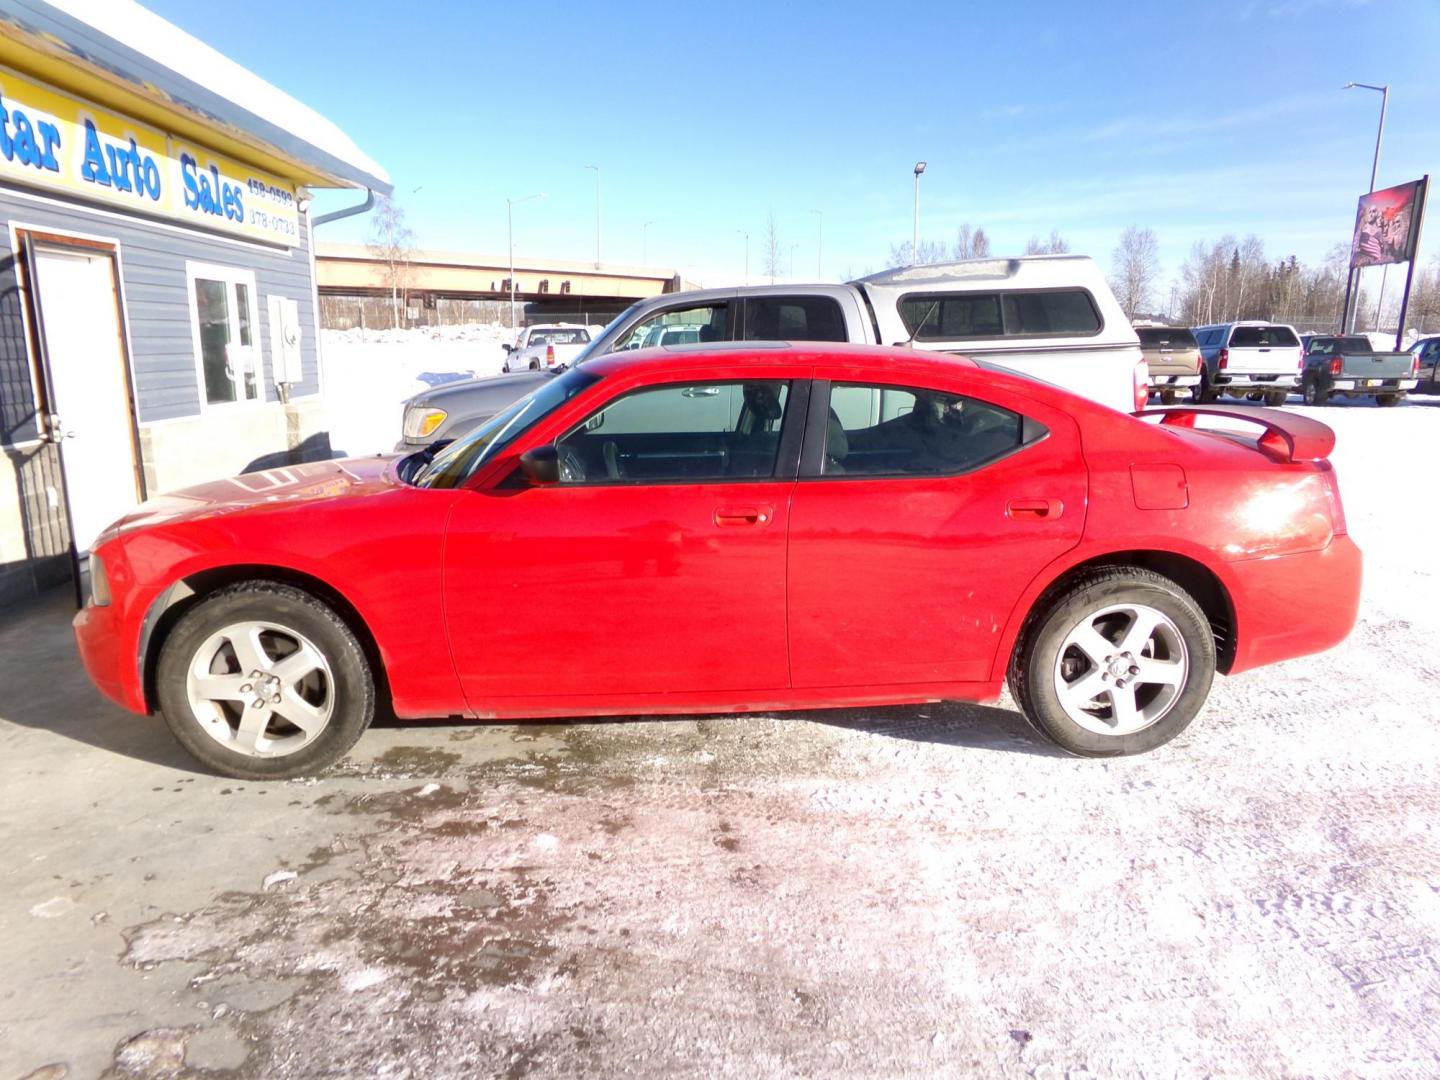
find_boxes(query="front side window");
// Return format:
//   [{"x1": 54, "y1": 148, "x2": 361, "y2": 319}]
[
  {"x1": 822, "y1": 383, "x2": 1036, "y2": 477},
  {"x1": 613, "y1": 302, "x2": 728, "y2": 350},
  {"x1": 743, "y1": 296, "x2": 848, "y2": 341},
  {"x1": 556, "y1": 379, "x2": 791, "y2": 483},
  {"x1": 188, "y1": 264, "x2": 260, "y2": 405}
]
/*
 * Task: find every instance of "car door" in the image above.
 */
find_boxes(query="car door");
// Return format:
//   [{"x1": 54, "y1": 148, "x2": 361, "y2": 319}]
[
  {"x1": 442, "y1": 366, "x2": 810, "y2": 706},
  {"x1": 786, "y1": 372, "x2": 1086, "y2": 688}
]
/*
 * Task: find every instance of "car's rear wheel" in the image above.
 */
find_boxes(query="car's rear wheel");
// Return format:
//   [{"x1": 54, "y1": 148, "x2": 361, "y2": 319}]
[
  {"x1": 1010, "y1": 568, "x2": 1215, "y2": 756},
  {"x1": 156, "y1": 582, "x2": 375, "y2": 779},
  {"x1": 1196, "y1": 373, "x2": 1218, "y2": 404},
  {"x1": 1377, "y1": 392, "x2": 1403, "y2": 407}
]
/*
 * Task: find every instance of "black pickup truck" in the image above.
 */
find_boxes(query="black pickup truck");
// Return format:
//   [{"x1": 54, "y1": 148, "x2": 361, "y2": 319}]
[{"x1": 1299, "y1": 335, "x2": 1418, "y2": 406}]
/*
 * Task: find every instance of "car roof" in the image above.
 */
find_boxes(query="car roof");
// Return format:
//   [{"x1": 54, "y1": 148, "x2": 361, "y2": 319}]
[{"x1": 580, "y1": 340, "x2": 975, "y2": 377}]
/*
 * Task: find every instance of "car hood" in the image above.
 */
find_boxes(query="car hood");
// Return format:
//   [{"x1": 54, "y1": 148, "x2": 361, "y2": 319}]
[
  {"x1": 409, "y1": 369, "x2": 552, "y2": 408},
  {"x1": 107, "y1": 456, "x2": 401, "y2": 537}
]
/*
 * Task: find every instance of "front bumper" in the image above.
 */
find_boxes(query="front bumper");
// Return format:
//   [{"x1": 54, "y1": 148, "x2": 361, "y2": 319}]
[{"x1": 73, "y1": 600, "x2": 148, "y2": 715}]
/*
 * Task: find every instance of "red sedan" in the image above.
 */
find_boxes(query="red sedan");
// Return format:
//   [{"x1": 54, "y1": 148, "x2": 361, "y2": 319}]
[{"x1": 74, "y1": 344, "x2": 1361, "y2": 778}]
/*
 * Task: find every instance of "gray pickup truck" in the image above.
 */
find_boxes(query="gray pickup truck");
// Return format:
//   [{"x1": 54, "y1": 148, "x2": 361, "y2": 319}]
[{"x1": 1299, "y1": 335, "x2": 1418, "y2": 406}]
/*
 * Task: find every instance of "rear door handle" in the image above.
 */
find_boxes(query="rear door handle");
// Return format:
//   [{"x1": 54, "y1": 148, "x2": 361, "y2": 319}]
[
  {"x1": 1007, "y1": 498, "x2": 1063, "y2": 520},
  {"x1": 714, "y1": 505, "x2": 772, "y2": 527}
]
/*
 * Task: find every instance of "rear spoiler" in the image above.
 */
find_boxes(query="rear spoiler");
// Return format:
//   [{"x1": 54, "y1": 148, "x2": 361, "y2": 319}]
[{"x1": 1136, "y1": 406, "x2": 1335, "y2": 463}]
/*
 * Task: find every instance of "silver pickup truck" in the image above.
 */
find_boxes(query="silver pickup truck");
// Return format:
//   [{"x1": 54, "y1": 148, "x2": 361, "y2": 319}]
[
  {"x1": 397, "y1": 256, "x2": 1148, "y2": 452},
  {"x1": 1299, "y1": 335, "x2": 1418, "y2": 406}
]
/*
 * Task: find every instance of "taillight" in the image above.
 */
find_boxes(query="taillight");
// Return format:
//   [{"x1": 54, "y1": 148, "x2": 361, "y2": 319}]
[
  {"x1": 1133, "y1": 360, "x2": 1149, "y2": 412},
  {"x1": 1195, "y1": 352, "x2": 1204, "y2": 373},
  {"x1": 1297, "y1": 348, "x2": 1304, "y2": 372},
  {"x1": 1218, "y1": 347, "x2": 1229, "y2": 370},
  {"x1": 1329, "y1": 357, "x2": 1342, "y2": 376},
  {"x1": 546, "y1": 344, "x2": 555, "y2": 365},
  {"x1": 1413, "y1": 353, "x2": 1421, "y2": 377},
  {"x1": 1318, "y1": 461, "x2": 1348, "y2": 536}
]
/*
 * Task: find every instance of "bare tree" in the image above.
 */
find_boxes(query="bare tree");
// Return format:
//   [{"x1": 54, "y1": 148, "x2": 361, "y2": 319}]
[
  {"x1": 1109, "y1": 225, "x2": 1160, "y2": 319},
  {"x1": 762, "y1": 211, "x2": 783, "y2": 284},
  {"x1": 971, "y1": 227, "x2": 991, "y2": 258},
  {"x1": 1024, "y1": 230, "x2": 1070, "y2": 255},
  {"x1": 951, "y1": 222, "x2": 994, "y2": 260},
  {"x1": 887, "y1": 238, "x2": 950, "y2": 268},
  {"x1": 367, "y1": 196, "x2": 417, "y2": 328}
]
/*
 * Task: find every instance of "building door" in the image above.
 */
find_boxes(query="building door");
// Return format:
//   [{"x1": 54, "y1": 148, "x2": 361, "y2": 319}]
[{"x1": 25, "y1": 238, "x2": 143, "y2": 554}]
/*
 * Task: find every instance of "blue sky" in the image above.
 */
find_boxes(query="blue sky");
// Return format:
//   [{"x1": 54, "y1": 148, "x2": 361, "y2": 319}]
[{"x1": 148, "y1": 0, "x2": 1440, "y2": 293}]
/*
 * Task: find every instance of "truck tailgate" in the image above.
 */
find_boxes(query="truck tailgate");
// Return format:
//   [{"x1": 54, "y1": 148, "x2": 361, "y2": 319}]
[
  {"x1": 1340, "y1": 351, "x2": 1412, "y2": 379},
  {"x1": 1226, "y1": 345, "x2": 1301, "y2": 375}
]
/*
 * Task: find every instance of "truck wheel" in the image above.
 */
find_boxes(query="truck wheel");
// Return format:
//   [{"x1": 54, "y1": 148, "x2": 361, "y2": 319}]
[
  {"x1": 1009, "y1": 567, "x2": 1215, "y2": 757},
  {"x1": 1196, "y1": 374, "x2": 1218, "y2": 404},
  {"x1": 1263, "y1": 390, "x2": 1288, "y2": 407},
  {"x1": 528, "y1": 359, "x2": 540, "y2": 370},
  {"x1": 1160, "y1": 390, "x2": 1178, "y2": 405},
  {"x1": 1301, "y1": 376, "x2": 1328, "y2": 406},
  {"x1": 1377, "y1": 393, "x2": 1403, "y2": 407},
  {"x1": 156, "y1": 582, "x2": 376, "y2": 780}
]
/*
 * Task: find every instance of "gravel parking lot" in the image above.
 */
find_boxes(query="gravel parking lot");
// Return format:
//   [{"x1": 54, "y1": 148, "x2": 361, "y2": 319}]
[{"x1": 2, "y1": 398, "x2": 1438, "y2": 1079}]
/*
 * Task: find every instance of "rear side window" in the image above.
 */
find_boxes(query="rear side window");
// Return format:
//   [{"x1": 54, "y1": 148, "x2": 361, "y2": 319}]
[
  {"x1": 899, "y1": 289, "x2": 1099, "y2": 340},
  {"x1": 1137, "y1": 327, "x2": 1198, "y2": 349},
  {"x1": 1230, "y1": 325, "x2": 1299, "y2": 348},
  {"x1": 743, "y1": 296, "x2": 848, "y2": 341},
  {"x1": 822, "y1": 383, "x2": 1039, "y2": 477}
]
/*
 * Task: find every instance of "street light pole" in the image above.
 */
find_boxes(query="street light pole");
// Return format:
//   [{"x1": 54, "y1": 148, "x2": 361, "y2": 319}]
[
  {"x1": 912, "y1": 162, "x2": 927, "y2": 264},
  {"x1": 642, "y1": 220, "x2": 653, "y2": 264},
  {"x1": 506, "y1": 191, "x2": 545, "y2": 332},
  {"x1": 811, "y1": 209, "x2": 823, "y2": 279},
  {"x1": 1342, "y1": 82, "x2": 1389, "y2": 332},
  {"x1": 584, "y1": 164, "x2": 602, "y2": 268}
]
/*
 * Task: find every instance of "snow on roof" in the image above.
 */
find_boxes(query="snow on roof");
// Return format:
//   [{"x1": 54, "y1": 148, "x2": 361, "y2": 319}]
[
  {"x1": 17, "y1": 0, "x2": 390, "y2": 191},
  {"x1": 857, "y1": 254, "x2": 1095, "y2": 289}
]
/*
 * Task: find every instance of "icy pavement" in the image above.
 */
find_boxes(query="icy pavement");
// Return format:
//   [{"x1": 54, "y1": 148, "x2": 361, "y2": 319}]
[{"x1": 2, "y1": 399, "x2": 1439, "y2": 1078}]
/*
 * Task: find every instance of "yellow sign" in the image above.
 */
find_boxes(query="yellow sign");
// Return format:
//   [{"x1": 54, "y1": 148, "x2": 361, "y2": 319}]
[{"x1": 0, "y1": 65, "x2": 299, "y2": 246}]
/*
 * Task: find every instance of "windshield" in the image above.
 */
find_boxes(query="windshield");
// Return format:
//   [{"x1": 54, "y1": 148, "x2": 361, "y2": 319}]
[
  {"x1": 1310, "y1": 336, "x2": 1373, "y2": 354},
  {"x1": 414, "y1": 369, "x2": 601, "y2": 489},
  {"x1": 530, "y1": 328, "x2": 589, "y2": 346},
  {"x1": 571, "y1": 304, "x2": 642, "y2": 366}
]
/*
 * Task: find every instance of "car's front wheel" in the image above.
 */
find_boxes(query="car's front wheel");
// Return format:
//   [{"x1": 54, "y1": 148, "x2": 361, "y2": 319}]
[
  {"x1": 156, "y1": 582, "x2": 375, "y2": 779},
  {"x1": 1010, "y1": 568, "x2": 1215, "y2": 756}
]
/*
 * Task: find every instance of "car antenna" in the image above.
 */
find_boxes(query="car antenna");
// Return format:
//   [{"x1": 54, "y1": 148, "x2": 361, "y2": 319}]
[{"x1": 895, "y1": 299, "x2": 940, "y2": 348}]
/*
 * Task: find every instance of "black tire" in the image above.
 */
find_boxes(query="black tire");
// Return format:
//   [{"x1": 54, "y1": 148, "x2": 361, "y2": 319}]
[
  {"x1": 1159, "y1": 390, "x2": 1178, "y2": 405},
  {"x1": 1263, "y1": 390, "x2": 1288, "y2": 407},
  {"x1": 156, "y1": 581, "x2": 375, "y2": 779},
  {"x1": 528, "y1": 359, "x2": 540, "y2": 370},
  {"x1": 1301, "y1": 374, "x2": 1326, "y2": 406},
  {"x1": 1377, "y1": 392, "x2": 1403, "y2": 407},
  {"x1": 1008, "y1": 567, "x2": 1216, "y2": 757},
  {"x1": 1196, "y1": 373, "x2": 1218, "y2": 404}
]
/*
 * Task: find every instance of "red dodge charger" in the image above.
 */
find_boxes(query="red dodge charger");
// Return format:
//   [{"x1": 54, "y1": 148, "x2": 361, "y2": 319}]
[{"x1": 74, "y1": 344, "x2": 1361, "y2": 778}]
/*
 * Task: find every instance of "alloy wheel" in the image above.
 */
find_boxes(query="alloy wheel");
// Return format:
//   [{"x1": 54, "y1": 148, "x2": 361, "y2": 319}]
[{"x1": 1050, "y1": 603, "x2": 1189, "y2": 737}]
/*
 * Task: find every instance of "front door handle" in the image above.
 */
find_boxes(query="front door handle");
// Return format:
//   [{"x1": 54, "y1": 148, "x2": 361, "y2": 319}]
[
  {"x1": 1007, "y1": 498, "x2": 1063, "y2": 520},
  {"x1": 714, "y1": 505, "x2": 772, "y2": 527}
]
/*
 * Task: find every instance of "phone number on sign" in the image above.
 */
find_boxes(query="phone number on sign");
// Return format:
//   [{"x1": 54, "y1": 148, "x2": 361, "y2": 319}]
[
  {"x1": 246, "y1": 178, "x2": 295, "y2": 206},
  {"x1": 249, "y1": 209, "x2": 297, "y2": 238}
]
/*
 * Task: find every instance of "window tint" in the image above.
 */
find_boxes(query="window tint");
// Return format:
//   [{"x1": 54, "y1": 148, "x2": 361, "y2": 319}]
[
  {"x1": 899, "y1": 294, "x2": 1002, "y2": 339},
  {"x1": 1230, "y1": 325, "x2": 1299, "y2": 348},
  {"x1": 531, "y1": 328, "x2": 589, "y2": 346},
  {"x1": 613, "y1": 303, "x2": 728, "y2": 350},
  {"x1": 822, "y1": 383, "x2": 1036, "y2": 477},
  {"x1": 557, "y1": 380, "x2": 790, "y2": 483},
  {"x1": 1136, "y1": 327, "x2": 1198, "y2": 349},
  {"x1": 743, "y1": 296, "x2": 848, "y2": 341},
  {"x1": 1002, "y1": 290, "x2": 1101, "y2": 335}
]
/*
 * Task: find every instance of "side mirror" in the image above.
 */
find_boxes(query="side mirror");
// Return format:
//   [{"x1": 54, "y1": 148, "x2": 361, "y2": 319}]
[
  {"x1": 518, "y1": 445, "x2": 560, "y2": 485},
  {"x1": 502, "y1": 343, "x2": 514, "y2": 353}
]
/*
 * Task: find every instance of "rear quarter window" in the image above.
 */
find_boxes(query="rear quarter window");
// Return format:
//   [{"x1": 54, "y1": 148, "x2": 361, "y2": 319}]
[{"x1": 899, "y1": 289, "x2": 1100, "y2": 340}]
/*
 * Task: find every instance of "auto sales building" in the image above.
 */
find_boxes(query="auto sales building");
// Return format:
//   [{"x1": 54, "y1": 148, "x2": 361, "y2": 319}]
[{"x1": 0, "y1": 0, "x2": 389, "y2": 606}]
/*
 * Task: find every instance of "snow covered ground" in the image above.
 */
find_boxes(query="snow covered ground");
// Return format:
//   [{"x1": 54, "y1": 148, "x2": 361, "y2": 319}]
[
  {"x1": 3, "y1": 393, "x2": 1440, "y2": 1079},
  {"x1": 319, "y1": 324, "x2": 512, "y2": 457}
]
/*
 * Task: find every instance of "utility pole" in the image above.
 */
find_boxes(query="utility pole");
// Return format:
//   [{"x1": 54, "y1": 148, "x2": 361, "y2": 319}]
[
  {"x1": 811, "y1": 209, "x2": 823, "y2": 278},
  {"x1": 506, "y1": 192, "x2": 545, "y2": 331},
  {"x1": 584, "y1": 164, "x2": 602, "y2": 268},
  {"x1": 642, "y1": 220, "x2": 653, "y2": 264},
  {"x1": 912, "y1": 162, "x2": 927, "y2": 264}
]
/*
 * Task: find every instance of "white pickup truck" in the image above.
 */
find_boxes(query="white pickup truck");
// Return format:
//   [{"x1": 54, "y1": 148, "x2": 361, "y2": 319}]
[
  {"x1": 501, "y1": 324, "x2": 595, "y2": 372},
  {"x1": 400, "y1": 256, "x2": 1148, "y2": 450}
]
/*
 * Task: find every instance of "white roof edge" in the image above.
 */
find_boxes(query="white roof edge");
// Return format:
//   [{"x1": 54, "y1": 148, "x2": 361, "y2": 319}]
[
  {"x1": 857, "y1": 254, "x2": 1095, "y2": 288},
  {"x1": 41, "y1": 0, "x2": 390, "y2": 188}
]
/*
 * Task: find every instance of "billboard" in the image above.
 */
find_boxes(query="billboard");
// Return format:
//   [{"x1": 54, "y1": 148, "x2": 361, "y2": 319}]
[{"x1": 1349, "y1": 179, "x2": 1425, "y2": 269}]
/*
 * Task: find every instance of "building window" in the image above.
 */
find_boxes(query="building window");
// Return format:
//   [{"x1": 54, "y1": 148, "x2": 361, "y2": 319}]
[{"x1": 187, "y1": 262, "x2": 261, "y2": 405}]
